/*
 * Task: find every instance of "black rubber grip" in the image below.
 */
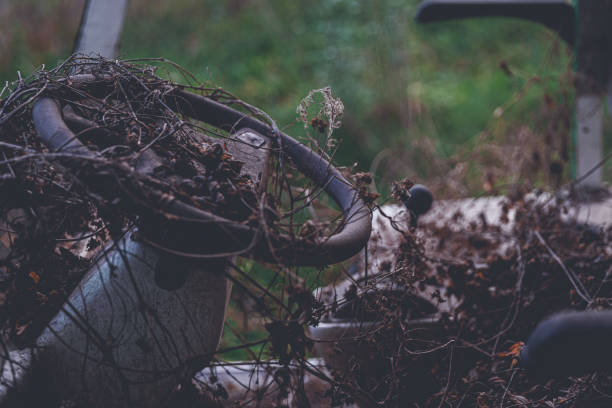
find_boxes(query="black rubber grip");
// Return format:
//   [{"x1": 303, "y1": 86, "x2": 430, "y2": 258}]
[{"x1": 520, "y1": 310, "x2": 612, "y2": 379}]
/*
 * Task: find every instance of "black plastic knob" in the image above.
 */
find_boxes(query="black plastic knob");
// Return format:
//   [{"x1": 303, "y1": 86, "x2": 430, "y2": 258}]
[{"x1": 404, "y1": 184, "x2": 433, "y2": 217}]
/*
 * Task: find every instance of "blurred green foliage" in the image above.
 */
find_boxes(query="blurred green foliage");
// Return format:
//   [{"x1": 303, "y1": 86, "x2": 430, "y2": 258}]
[{"x1": 3, "y1": 0, "x2": 595, "y2": 185}]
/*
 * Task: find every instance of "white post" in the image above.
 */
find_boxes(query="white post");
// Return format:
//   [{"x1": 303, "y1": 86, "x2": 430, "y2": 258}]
[
  {"x1": 573, "y1": 0, "x2": 612, "y2": 189},
  {"x1": 608, "y1": 76, "x2": 612, "y2": 116},
  {"x1": 74, "y1": 0, "x2": 128, "y2": 57},
  {"x1": 575, "y1": 93, "x2": 603, "y2": 187}
]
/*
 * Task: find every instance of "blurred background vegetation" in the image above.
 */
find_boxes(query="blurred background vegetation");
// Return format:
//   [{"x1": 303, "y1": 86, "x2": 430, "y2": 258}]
[
  {"x1": 4, "y1": 0, "x2": 610, "y2": 199},
  {"x1": 1, "y1": 0, "x2": 610, "y2": 360}
]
